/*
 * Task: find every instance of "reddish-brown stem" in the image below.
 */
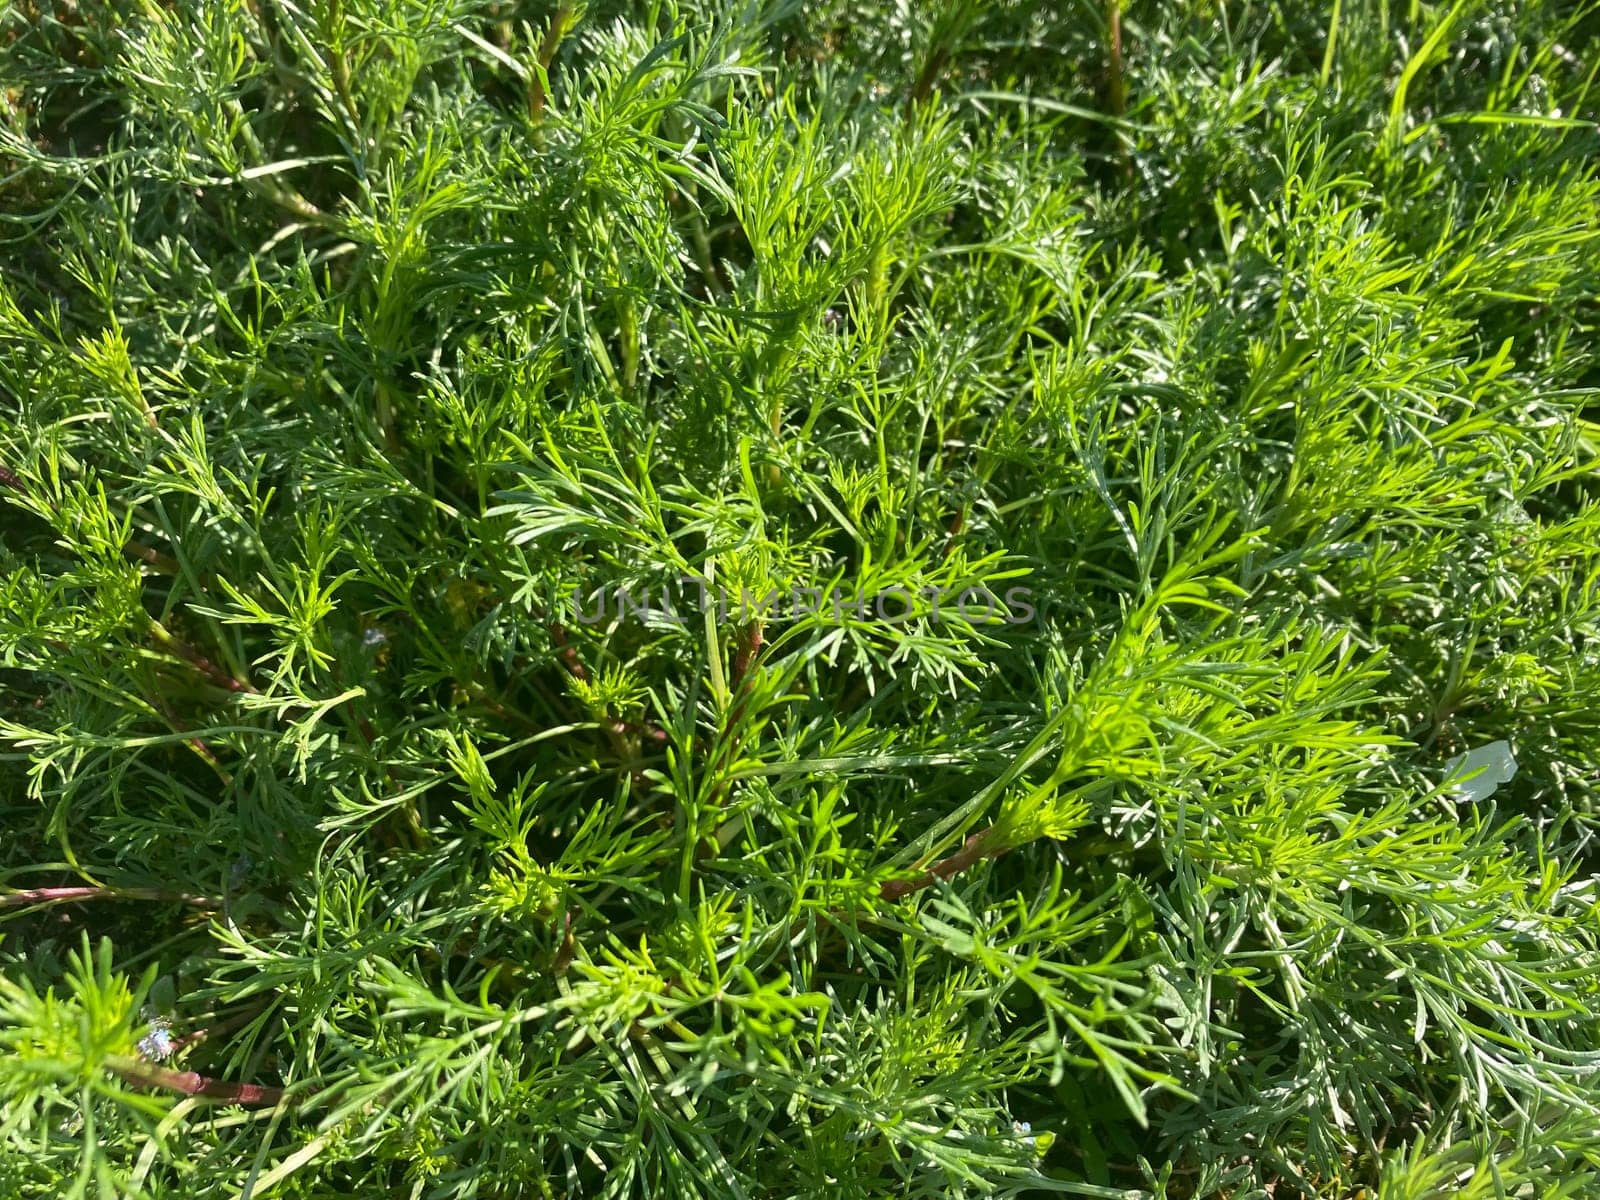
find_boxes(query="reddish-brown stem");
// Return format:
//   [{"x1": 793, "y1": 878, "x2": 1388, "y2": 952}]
[
  {"x1": 5, "y1": 461, "x2": 407, "y2": 801},
  {"x1": 721, "y1": 623, "x2": 765, "y2": 745},
  {"x1": 550, "y1": 623, "x2": 589, "y2": 682},
  {"x1": 1105, "y1": 0, "x2": 1133, "y2": 182},
  {"x1": 123, "y1": 539, "x2": 183, "y2": 575},
  {"x1": 551, "y1": 907, "x2": 578, "y2": 974},
  {"x1": 908, "y1": 43, "x2": 952, "y2": 113},
  {"x1": 0, "y1": 461, "x2": 235, "y2": 693},
  {"x1": 147, "y1": 617, "x2": 257, "y2": 695},
  {"x1": 1106, "y1": 1, "x2": 1126, "y2": 118},
  {"x1": 731, "y1": 620, "x2": 765, "y2": 692},
  {"x1": 714, "y1": 620, "x2": 765, "y2": 780},
  {"x1": 550, "y1": 623, "x2": 670, "y2": 746},
  {"x1": 2, "y1": 459, "x2": 187, "y2": 574},
  {"x1": 148, "y1": 691, "x2": 233, "y2": 784},
  {"x1": 697, "y1": 621, "x2": 768, "y2": 862},
  {"x1": 878, "y1": 827, "x2": 1005, "y2": 901},
  {"x1": 106, "y1": 1056, "x2": 289, "y2": 1107}
]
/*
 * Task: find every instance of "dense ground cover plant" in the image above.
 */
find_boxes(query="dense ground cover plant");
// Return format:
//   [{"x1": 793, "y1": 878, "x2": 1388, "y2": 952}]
[{"x1": 2, "y1": 0, "x2": 1600, "y2": 1195}]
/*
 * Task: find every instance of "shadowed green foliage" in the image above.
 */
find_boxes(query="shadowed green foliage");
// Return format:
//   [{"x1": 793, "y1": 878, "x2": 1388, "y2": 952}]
[{"x1": 2, "y1": 1, "x2": 1599, "y2": 1196}]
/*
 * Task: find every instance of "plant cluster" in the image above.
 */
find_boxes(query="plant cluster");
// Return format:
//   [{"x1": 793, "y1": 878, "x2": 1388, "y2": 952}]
[{"x1": 2, "y1": 1, "x2": 1599, "y2": 1196}]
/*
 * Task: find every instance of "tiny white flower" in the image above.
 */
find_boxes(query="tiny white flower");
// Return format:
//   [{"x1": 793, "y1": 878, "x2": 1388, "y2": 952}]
[
  {"x1": 138, "y1": 1010, "x2": 175, "y2": 1061},
  {"x1": 139, "y1": 1025, "x2": 174, "y2": 1061}
]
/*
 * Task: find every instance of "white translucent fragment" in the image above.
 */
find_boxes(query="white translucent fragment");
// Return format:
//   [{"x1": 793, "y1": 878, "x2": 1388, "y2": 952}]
[{"x1": 1442, "y1": 740, "x2": 1518, "y2": 801}]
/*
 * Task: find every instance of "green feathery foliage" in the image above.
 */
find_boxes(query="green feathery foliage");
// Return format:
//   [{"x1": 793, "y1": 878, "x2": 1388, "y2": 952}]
[{"x1": 2, "y1": 1, "x2": 1599, "y2": 1196}]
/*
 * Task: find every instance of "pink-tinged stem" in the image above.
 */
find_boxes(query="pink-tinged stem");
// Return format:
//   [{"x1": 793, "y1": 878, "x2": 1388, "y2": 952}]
[
  {"x1": 105, "y1": 1055, "x2": 288, "y2": 1107},
  {"x1": 0, "y1": 885, "x2": 220, "y2": 910}
]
